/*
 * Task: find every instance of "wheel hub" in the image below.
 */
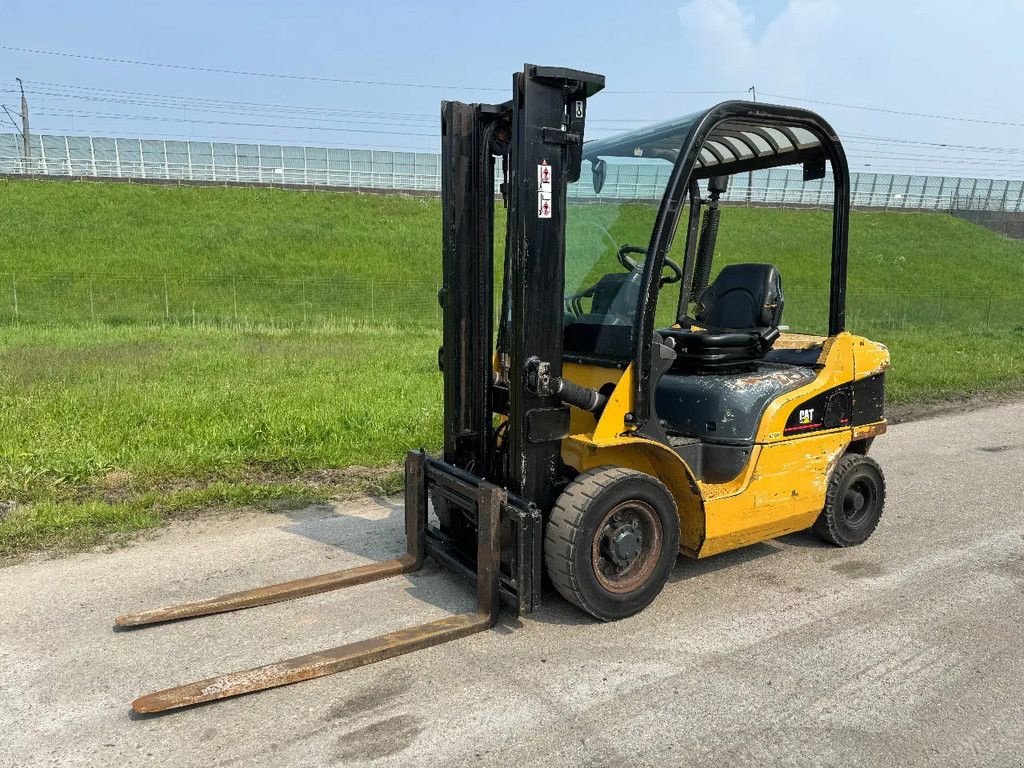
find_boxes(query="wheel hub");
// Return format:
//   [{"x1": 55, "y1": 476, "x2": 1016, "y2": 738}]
[
  {"x1": 608, "y1": 524, "x2": 642, "y2": 567},
  {"x1": 845, "y1": 489, "x2": 866, "y2": 512},
  {"x1": 842, "y1": 478, "x2": 875, "y2": 525},
  {"x1": 591, "y1": 501, "x2": 663, "y2": 595}
]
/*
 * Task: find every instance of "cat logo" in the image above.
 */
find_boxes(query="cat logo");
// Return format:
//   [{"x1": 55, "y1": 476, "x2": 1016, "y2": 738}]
[{"x1": 799, "y1": 408, "x2": 815, "y2": 425}]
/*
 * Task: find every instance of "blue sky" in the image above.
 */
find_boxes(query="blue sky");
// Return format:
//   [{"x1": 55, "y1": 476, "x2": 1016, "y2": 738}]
[{"x1": 2, "y1": 0, "x2": 1024, "y2": 177}]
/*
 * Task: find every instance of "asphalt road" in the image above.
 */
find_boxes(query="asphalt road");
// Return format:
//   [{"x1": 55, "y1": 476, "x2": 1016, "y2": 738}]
[{"x1": 3, "y1": 401, "x2": 1023, "y2": 767}]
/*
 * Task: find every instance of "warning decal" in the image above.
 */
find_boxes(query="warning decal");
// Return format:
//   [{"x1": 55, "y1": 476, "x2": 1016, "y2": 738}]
[
  {"x1": 538, "y1": 161, "x2": 553, "y2": 218},
  {"x1": 538, "y1": 192, "x2": 552, "y2": 219},
  {"x1": 538, "y1": 161, "x2": 552, "y2": 192}
]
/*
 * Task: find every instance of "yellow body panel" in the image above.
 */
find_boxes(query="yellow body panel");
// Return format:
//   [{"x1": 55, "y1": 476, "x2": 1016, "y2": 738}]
[
  {"x1": 563, "y1": 433, "x2": 706, "y2": 556},
  {"x1": 559, "y1": 331, "x2": 889, "y2": 560},
  {"x1": 756, "y1": 332, "x2": 888, "y2": 442},
  {"x1": 698, "y1": 431, "x2": 848, "y2": 556}
]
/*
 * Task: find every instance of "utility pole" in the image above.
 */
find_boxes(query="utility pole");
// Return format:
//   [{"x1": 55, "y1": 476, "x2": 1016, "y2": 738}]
[
  {"x1": 2, "y1": 79, "x2": 31, "y2": 173},
  {"x1": 746, "y1": 86, "x2": 756, "y2": 203},
  {"x1": 17, "y1": 78, "x2": 29, "y2": 171}
]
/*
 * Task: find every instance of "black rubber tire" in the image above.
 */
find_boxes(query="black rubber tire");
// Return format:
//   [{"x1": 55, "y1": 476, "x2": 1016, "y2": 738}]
[
  {"x1": 813, "y1": 453, "x2": 886, "y2": 547},
  {"x1": 545, "y1": 466, "x2": 680, "y2": 621}
]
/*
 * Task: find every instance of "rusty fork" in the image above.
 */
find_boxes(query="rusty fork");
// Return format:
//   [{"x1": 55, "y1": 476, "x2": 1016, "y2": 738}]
[
  {"x1": 120, "y1": 453, "x2": 505, "y2": 714},
  {"x1": 116, "y1": 454, "x2": 429, "y2": 630}
]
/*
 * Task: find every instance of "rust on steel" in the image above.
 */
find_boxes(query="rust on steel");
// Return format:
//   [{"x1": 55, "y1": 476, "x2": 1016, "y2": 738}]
[
  {"x1": 132, "y1": 613, "x2": 490, "y2": 713},
  {"x1": 475, "y1": 481, "x2": 503, "y2": 621},
  {"x1": 114, "y1": 556, "x2": 417, "y2": 628},
  {"x1": 117, "y1": 451, "x2": 430, "y2": 630},
  {"x1": 124, "y1": 452, "x2": 507, "y2": 715}
]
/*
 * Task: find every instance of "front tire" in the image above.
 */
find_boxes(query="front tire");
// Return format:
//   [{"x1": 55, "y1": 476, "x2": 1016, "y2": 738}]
[
  {"x1": 813, "y1": 453, "x2": 886, "y2": 546},
  {"x1": 545, "y1": 467, "x2": 680, "y2": 621}
]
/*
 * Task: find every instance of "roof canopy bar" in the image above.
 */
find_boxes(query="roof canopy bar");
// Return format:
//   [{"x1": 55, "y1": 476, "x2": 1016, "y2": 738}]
[{"x1": 583, "y1": 105, "x2": 828, "y2": 180}]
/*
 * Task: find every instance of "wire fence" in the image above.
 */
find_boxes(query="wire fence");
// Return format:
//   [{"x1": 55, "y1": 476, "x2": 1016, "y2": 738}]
[
  {"x1": 4, "y1": 133, "x2": 1024, "y2": 212},
  {"x1": 0, "y1": 273, "x2": 1020, "y2": 335},
  {"x1": 950, "y1": 198, "x2": 1024, "y2": 238},
  {"x1": 0, "y1": 273, "x2": 443, "y2": 329}
]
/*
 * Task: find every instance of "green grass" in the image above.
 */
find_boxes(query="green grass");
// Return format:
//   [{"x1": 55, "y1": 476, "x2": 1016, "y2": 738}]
[
  {"x1": 1, "y1": 179, "x2": 447, "y2": 326},
  {"x1": 2, "y1": 179, "x2": 441, "y2": 279},
  {"x1": 0, "y1": 322, "x2": 429, "y2": 557},
  {"x1": 0, "y1": 324, "x2": 439, "y2": 484},
  {"x1": 0, "y1": 178, "x2": 1023, "y2": 557},
  {"x1": 0, "y1": 482, "x2": 326, "y2": 558},
  {"x1": 3, "y1": 179, "x2": 1022, "y2": 331},
  {"x1": 1, "y1": 321, "x2": 1021, "y2": 558}
]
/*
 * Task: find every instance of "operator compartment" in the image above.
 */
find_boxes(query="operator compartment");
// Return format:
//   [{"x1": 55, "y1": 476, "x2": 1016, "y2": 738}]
[{"x1": 652, "y1": 255, "x2": 820, "y2": 483}]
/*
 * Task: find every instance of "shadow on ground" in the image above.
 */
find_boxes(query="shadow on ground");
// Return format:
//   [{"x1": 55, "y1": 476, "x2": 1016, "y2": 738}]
[
  {"x1": 276, "y1": 500, "x2": 574, "y2": 626},
  {"x1": 272, "y1": 497, "x2": 833, "y2": 630}
]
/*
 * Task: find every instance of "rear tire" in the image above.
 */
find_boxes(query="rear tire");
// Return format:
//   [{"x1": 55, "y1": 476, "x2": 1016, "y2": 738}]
[
  {"x1": 545, "y1": 467, "x2": 680, "y2": 621},
  {"x1": 813, "y1": 453, "x2": 886, "y2": 547}
]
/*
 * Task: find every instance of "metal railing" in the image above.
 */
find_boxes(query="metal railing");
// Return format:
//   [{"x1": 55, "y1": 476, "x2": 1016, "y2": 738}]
[
  {"x1": 1, "y1": 155, "x2": 439, "y2": 191},
  {"x1": 4, "y1": 133, "x2": 1024, "y2": 212}
]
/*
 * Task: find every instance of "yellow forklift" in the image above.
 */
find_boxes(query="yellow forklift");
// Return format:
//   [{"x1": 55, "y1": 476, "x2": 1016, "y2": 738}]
[{"x1": 116, "y1": 64, "x2": 889, "y2": 713}]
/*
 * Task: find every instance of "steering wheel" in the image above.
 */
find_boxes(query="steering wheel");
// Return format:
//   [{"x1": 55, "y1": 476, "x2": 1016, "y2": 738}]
[{"x1": 616, "y1": 244, "x2": 683, "y2": 285}]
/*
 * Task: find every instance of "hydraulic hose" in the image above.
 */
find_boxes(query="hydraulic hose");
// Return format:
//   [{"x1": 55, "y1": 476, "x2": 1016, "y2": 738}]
[
  {"x1": 524, "y1": 357, "x2": 608, "y2": 413},
  {"x1": 554, "y1": 377, "x2": 608, "y2": 413}
]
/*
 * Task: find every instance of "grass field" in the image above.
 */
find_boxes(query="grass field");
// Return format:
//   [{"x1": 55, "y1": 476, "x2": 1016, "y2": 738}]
[
  {"x1": 3, "y1": 179, "x2": 1023, "y2": 328},
  {"x1": 0, "y1": 324, "x2": 431, "y2": 556},
  {"x1": 1, "y1": 178, "x2": 1023, "y2": 557}
]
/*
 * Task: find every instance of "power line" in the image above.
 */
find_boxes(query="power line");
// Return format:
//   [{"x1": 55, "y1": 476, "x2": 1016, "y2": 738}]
[
  {"x1": 608, "y1": 88, "x2": 743, "y2": 95},
  {"x1": 16, "y1": 81, "x2": 711, "y2": 128},
  {"x1": 1, "y1": 45, "x2": 746, "y2": 96},
  {"x1": 760, "y1": 91, "x2": 1024, "y2": 129},
  {"x1": 28, "y1": 95, "x2": 439, "y2": 131},
  {"x1": 841, "y1": 143, "x2": 1024, "y2": 165},
  {"x1": 8, "y1": 44, "x2": 1024, "y2": 130},
  {"x1": 17, "y1": 79, "x2": 1024, "y2": 156},
  {"x1": 844, "y1": 132, "x2": 1024, "y2": 155},
  {"x1": 19, "y1": 81, "x2": 439, "y2": 123},
  {"x1": 20, "y1": 88, "x2": 1024, "y2": 161},
  {"x1": 29, "y1": 106, "x2": 1024, "y2": 170},
  {"x1": 845, "y1": 156, "x2": 1024, "y2": 171},
  {"x1": 10, "y1": 75, "x2": 1024, "y2": 176},
  {"x1": 1, "y1": 104, "x2": 22, "y2": 134},
  {"x1": 0, "y1": 45, "x2": 507, "y2": 92}
]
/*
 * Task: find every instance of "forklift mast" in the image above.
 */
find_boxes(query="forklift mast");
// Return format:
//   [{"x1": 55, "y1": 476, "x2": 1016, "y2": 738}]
[{"x1": 440, "y1": 65, "x2": 605, "y2": 509}]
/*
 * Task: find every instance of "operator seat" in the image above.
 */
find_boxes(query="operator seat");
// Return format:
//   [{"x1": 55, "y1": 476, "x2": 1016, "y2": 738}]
[{"x1": 660, "y1": 263, "x2": 784, "y2": 373}]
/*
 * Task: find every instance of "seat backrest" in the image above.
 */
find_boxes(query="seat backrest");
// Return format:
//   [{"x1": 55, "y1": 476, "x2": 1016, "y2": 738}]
[{"x1": 695, "y1": 263, "x2": 783, "y2": 330}]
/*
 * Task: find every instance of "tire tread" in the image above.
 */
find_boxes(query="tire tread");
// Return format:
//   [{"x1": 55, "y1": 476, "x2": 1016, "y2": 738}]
[
  {"x1": 544, "y1": 466, "x2": 673, "y2": 619},
  {"x1": 813, "y1": 453, "x2": 886, "y2": 547}
]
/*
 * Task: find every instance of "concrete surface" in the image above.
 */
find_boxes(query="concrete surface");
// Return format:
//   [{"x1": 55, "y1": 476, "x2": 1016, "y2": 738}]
[{"x1": 2, "y1": 401, "x2": 1023, "y2": 767}]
